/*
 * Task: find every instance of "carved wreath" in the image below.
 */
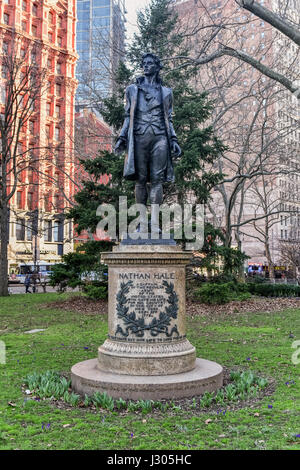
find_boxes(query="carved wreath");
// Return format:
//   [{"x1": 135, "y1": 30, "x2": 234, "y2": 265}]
[{"x1": 115, "y1": 280, "x2": 179, "y2": 338}]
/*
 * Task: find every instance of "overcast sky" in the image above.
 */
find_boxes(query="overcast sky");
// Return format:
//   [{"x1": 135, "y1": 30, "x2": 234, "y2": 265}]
[{"x1": 125, "y1": 0, "x2": 150, "y2": 40}]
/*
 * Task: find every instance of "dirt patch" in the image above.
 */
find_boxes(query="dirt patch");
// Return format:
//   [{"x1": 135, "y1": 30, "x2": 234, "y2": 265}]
[
  {"x1": 46, "y1": 295, "x2": 300, "y2": 317},
  {"x1": 186, "y1": 296, "x2": 300, "y2": 317},
  {"x1": 46, "y1": 295, "x2": 108, "y2": 315}
]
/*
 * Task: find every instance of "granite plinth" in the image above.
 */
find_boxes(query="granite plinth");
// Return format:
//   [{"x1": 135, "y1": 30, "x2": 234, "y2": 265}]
[
  {"x1": 99, "y1": 244, "x2": 194, "y2": 375},
  {"x1": 71, "y1": 357, "x2": 223, "y2": 400}
]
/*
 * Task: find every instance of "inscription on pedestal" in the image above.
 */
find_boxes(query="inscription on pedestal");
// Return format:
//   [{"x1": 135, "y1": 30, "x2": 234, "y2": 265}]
[{"x1": 114, "y1": 271, "x2": 179, "y2": 340}]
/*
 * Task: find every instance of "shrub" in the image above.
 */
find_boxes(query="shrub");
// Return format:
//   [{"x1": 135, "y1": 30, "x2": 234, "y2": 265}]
[
  {"x1": 82, "y1": 284, "x2": 108, "y2": 300},
  {"x1": 247, "y1": 282, "x2": 300, "y2": 297},
  {"x1": 193, "y1": 281, "x2": 251, "y2": 304}
]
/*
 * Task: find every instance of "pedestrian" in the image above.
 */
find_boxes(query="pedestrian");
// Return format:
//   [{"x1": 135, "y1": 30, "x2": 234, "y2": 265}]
[
  {"x1": 40, "y1": 274, "x2": 47, "y2": 293},
  {"x1": 31, "y1": 271, "x2": 40, "y2": 293},
  {"x1": 24, "y1": 274, "x2": 32, "y2": 294}
]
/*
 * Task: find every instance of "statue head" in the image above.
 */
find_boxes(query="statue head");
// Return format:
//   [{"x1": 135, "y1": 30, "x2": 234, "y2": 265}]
[{"x1": 140, "y1": 53, "x2": 163, "y2": 80}]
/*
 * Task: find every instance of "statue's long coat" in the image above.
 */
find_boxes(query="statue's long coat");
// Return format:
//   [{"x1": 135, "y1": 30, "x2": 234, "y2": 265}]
[{"x1": 118, "y1": 77, "x2": 178, "y2": 183}]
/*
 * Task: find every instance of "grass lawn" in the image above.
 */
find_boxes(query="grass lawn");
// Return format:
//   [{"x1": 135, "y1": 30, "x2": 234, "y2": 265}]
[{"x1": 0, "y1": 292, "x2": 299, "y2": 450}]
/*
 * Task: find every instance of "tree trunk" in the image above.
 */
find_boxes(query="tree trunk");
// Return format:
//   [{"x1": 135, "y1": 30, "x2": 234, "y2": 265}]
[
  {"x1": 265, "y1": 242, "x2": 275, "y2": 280},
  {"x1": 237, "y1": 239, "x2": 245, "y2": 283},
  {"x1": 0, "y1": 201, "x2": 9, "y2": 296}
]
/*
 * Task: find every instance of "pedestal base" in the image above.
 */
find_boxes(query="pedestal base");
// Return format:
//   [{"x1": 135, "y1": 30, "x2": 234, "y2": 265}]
[
  {"x1": 71, "y1": 358, "x2": 223, "y2": 400},
  {"x1": 98, "y1": 338, "x2": 196, "y2": 375}
]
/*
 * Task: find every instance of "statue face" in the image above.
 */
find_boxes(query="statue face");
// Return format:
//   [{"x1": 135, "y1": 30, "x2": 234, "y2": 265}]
[{"x1": 142, "y1": 56, "x2": 159, "y2": 77}]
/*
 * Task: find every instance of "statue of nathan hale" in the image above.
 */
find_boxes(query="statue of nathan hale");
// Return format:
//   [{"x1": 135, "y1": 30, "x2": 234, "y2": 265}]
[{"x1": 114, "y1": 53, "x2": 181, "y2": 233}]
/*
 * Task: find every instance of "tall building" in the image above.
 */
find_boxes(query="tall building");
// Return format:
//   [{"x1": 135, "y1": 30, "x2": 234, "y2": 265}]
[
  {"x1": 76, "y1": 0, "x2": 126, "y2": 108},
  {"x1": 74, "y1": 108, "x2": 112, "y2": 246},
  {"x1": 0, "y1": 0, "x2": 78, "y2": 276},
  {"x1": 174, "y1": 0, "x2": 300, "y2": 275}
]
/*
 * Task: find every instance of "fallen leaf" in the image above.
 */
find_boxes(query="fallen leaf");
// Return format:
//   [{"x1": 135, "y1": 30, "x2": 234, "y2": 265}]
[
  {"x1": 8, "y1": 402, "x2": 16, "y2": 407},
  {"x1": 63, "y1": 424, "x2": 71, "y2": 428},
  {"x1": 254, "y1": 413, "x2": 260, "y2": 417},
  {"x1": 205, "y1": 419, "x2": 212, "y2": 424}
]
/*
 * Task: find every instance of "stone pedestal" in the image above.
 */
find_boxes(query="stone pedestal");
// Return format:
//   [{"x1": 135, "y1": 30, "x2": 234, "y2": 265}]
[{"x1": 71, "y1": 244, "x2": 223, "y2": 400}]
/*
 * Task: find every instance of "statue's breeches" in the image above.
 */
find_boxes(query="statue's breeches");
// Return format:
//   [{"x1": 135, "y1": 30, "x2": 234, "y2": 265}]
[{"x1": 134, "y1": 127, "x2": 169, "y2": 184}]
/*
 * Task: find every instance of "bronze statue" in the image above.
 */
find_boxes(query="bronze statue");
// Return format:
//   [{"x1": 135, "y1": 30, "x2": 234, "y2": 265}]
[{"x1": 114, "y1": 53, "x2": 181, "y2": 234}]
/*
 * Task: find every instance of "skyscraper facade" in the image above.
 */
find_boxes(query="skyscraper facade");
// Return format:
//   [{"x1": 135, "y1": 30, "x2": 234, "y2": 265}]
[{"x1": 76, "y1": 0, "x2": 126, "y2": 108}]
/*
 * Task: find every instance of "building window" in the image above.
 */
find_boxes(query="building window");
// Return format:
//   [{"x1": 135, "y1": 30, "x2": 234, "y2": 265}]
[
  {"x1": 56, "y1": 83, "x2": 62, "y2": 96},
  {"x1": 57, "y1": 36, "x2": 62, "y2": 47},
  {"x1": 55, "y1": 105, "x2": 60, "y2": 118},
  {"x1": 17, "y1": 191, "x2": 22, "y2": 209},
  {"x1": 28, "y1": 169, "x2": 34, "y2": 184},
  {"x1": 27, "y1": 220, "x2": 32, "y2": 241},
  {"x1": 56, "y1": 62, "x2": 62, "y2": 74},
  {"x1": 27, "y1": 192, "x2": 33, "y2": 210},
  {"x1": 22, "y1": 1, "x2": 27, "y2": 12},
  {"x1": 58, "y1": 16, "x2": 63, "y2": 28},
  {"x1": 29, "y1": 120, "x2": 34, "y2": 134},
  {"x1": 20, "y1": 48, "x2": 26, "y2": 58},
  {"x1": 54, "y1": 194, "x2": 60, "y2": 209},
  {"x1": 48, "y1": 32, "x2": 53, "y2": 43},
  {"x1": 44, "y1": 193, "x2": 51, "y2": 212},
  {"x1": 32, "y1": 4, "x2": 38, "y2": 16},
  {"x1": 16, "y1": 219, "x2": 25, "y2": 241},
  {"x1": 46, "y1": 102, "x2": 51, "y2": 116},
  {"x1": 49, "y1": 11, "x2": 54, "y2": 24},
  {"x1": 55, "y1": 127, "x2": 60, "y2": 141},
  {"x1": 32, "y1": 25, "x2": 37, "y2": 37},
  {"x1": 44, "y1": 220, "x2": 52, "y2": 242},
  {"x1": 2, "y1": 65, "x2": 8, "y2": 79},
  {"x1": 53, "y1": 220, "x2": 63, "y2": 242},
  {"x1": 22, "y1": 21, "x2": 27, "y2": 32},
  {"x1": 4, "y1": 13, "x2": 10, "y2": 25}
]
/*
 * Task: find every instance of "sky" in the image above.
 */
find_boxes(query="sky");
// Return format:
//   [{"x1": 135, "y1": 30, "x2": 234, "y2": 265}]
[{"x1": 125, "y1": 0, "x2": 150, "y2": 40}]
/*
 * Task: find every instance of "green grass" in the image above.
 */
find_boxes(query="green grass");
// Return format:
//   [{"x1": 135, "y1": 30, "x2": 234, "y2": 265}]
[{"x1": 0, "y1": 292, "x2": 299, "y2": 450}]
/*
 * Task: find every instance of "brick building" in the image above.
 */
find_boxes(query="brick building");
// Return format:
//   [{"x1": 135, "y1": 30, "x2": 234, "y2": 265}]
[
  {"x1": 0, "y1": 0, "x2": 78, "y2": 276},
  {"x1": 74, "y1": 107, "x2": 112, "y2": 245}
]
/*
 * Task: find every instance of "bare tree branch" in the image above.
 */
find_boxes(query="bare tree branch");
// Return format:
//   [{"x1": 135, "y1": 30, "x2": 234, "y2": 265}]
[{"x1": 236, "y1": 0, "x2": 300, "y2": 46}]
